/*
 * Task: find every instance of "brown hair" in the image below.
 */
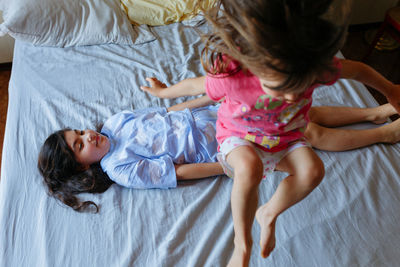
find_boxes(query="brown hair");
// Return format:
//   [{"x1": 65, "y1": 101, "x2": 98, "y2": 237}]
[
  {"x1": 201, "y1": 0, "x2": 351, "y2": 92},
  {"x1": 38, "y1": 129, "x2": 114, "y2": 213}
]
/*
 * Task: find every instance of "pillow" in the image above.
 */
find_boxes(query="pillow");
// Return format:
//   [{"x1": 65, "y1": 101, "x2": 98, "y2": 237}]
[
  {"x1": 120, "y1": 0, "x2": 218, "y2": 26},
  {"x1": 0, "y1": 0, "x2": 155, "y2": 47}
]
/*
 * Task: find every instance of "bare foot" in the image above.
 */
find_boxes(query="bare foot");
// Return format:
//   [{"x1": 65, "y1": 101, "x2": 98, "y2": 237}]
[
  {"x1": 255, "y1": 206, "x2": 277, "y2": 258},
  {"x1": 381, "y1": 118, "x2": 400, "y2": 143},
  {"x1": 227, "y1": 246, "x2": 251, "y2": 267},
  {"x1": 370, "y1": 103, "x2": 396, "y2": 124}
]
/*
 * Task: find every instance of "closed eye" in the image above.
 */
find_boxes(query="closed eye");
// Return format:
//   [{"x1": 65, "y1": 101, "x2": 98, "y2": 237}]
[
  {"x1": 73, "y1": 130, "x2": 84, "y2": 151},
  {"x1": 78, "y1": 131, "x2": 84, "y2": 150}
]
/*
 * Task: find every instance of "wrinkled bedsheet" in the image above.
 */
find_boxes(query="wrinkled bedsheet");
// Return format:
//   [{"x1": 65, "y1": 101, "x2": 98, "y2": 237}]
[{"x1": 1, "y1": 22, "x2": 400, "y2": 266}]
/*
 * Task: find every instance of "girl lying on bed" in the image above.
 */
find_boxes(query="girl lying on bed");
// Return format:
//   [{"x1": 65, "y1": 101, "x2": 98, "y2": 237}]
[{"x1": 38, "y1": 89, "x2": 400, "y2": 213}]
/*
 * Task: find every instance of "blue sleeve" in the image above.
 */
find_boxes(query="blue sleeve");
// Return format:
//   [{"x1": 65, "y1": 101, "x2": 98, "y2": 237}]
[{"x1": 107, "y1": 155, "x2": 177, "y2": 189}]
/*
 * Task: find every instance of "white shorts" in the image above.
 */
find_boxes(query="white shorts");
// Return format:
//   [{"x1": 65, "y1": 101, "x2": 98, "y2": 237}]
[{"x1": 217, "y1": 136, "x2": 311, "y2": 179}]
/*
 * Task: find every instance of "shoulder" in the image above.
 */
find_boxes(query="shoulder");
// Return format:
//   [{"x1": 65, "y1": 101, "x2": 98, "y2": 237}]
[
  {"x1": 103, "y1": 108, "x2": 166, "y2": 127},
  {"x1": 207, "y1": 55, "x2": 242, "y2": 78},
  {"x1": 102, "y1": 108, "x2": 162, "y2": 140},
  {"x1": 316, "y1": 56, "x2": 342, "y2": 86}
]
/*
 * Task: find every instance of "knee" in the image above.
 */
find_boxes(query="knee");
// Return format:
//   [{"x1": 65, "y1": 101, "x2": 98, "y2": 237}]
[
  {"x1": 308, "y1": 107, "x2": 317, "y2": 123},
  {"x1": 299, "y1": 160, "x2": 325, "y2": 189},
  {"x1": 234, "y1": 154, "x2": 264, "y2": 185},
  {"x1": 304, "y1": 123, "x2": 324, "y2": 148}
]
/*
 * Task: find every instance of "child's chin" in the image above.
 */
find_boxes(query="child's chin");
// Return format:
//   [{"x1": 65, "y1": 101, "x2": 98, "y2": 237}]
[{"x1": 104, "y1": 139, "x2": 111, "y2": 153}]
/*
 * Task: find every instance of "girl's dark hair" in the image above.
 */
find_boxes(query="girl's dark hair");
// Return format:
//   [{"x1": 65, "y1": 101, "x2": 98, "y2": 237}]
[
  {"x1": 201, "y1": 0, "x2": 351, "y2": 92},
  {"x1": 38, "y1": 129, "x2": 114, "y2": 213}
]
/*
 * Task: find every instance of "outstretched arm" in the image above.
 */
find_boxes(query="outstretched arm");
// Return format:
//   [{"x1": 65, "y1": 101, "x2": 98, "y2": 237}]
[
  {"x1": 141, "y1": 76, "x2": 206, "y2": 99},
  {"x1": 340, "y1": 59, "x2": 400, "y2": 113},
  {"x1": 167, "y1": 95, "x2": 214, "y2": 112},
  {"x1": 175, "y1": 162, "x2": 224, "y2": 180}
]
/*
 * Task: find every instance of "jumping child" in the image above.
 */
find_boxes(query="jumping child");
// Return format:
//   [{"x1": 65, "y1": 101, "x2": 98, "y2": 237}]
[{"x1": 140, "y1": 0, "x2": 400, "y2": 265}]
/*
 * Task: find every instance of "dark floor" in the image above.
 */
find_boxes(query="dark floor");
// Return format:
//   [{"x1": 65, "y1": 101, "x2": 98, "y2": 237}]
[
  {"x1": 0, "y1": 26, "x2": 399, "y2": 174},
  {"x1": 341, "y1": 27, "x2": 400, "y2": 105}
]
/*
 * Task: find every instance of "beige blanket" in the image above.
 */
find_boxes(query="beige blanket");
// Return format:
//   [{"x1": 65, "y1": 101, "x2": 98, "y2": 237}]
[{"x1": 120, "y1": 0, "x2": 217, "y2": 25}]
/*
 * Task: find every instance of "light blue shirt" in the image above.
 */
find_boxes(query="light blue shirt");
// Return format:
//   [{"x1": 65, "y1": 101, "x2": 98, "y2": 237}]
[{"x1": 100, "y1": 105, "x2": 219, "y2": 189}]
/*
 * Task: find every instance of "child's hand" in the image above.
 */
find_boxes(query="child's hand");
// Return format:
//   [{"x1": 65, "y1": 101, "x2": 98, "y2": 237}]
[
  {"x1": 140, "y1": 77, "x2": 168, "y2": 98},
  {"x1": 386, "y1": 84, "x2": 400, "y2": 114}
]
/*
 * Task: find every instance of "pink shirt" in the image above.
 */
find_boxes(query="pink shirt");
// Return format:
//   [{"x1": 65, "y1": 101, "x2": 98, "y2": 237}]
[{"x1": 205, "y1": 58, "x2": 341, "y2": 152}]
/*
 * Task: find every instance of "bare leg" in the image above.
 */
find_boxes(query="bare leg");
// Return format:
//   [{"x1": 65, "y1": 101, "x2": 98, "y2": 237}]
[
  {"x1": 306, "y1": 118, "x2": 400, "y2": 151},
  {"x1": 255, "y1": 147, "x2": 324, "y2": 258},
  {"x1": 307, "y1": 104, "x2": 400, "y2": 151},
  {"x1": 226, "y1": 146, "x2": 264, "y2": 267},
  {"x1": 309, "y1": 104, "x2": 396, "y2": 127}
]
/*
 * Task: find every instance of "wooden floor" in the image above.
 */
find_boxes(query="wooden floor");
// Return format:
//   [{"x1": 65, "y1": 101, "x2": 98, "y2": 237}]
[
  {"x1": 0, "y1": 66, "x2": 11, "y2": 174},
  {"x1": 0, "y1": 27, "x2": 399, "y2": 175}
]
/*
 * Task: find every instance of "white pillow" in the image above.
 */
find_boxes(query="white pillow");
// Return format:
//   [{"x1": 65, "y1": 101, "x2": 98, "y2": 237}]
[{"x1": 0, "y1": 0, "x2": 155, "y2": 47}]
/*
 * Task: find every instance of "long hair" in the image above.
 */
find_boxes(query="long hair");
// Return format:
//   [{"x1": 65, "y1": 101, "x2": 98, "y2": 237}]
[
  {"x1": 201, "y1": 0, "x2": 351, "y2": 92},
  {"x1": 38, "y1": 129, "x2": 114, "y2": 213}
]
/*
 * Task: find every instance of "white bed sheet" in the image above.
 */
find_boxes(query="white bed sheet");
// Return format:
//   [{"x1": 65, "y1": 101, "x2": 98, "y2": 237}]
[{"x1": 1, "y1": 22, "x2": 400, "y2": 267}]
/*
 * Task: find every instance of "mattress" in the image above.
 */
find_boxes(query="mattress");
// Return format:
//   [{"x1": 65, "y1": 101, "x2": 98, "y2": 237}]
[{"x1": 1, "y1": 22, "x2": 400, "y2": 266}]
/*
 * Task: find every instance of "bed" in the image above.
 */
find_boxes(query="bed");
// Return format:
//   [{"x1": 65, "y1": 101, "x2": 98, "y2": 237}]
[{"x1": 1, "y1": 1, "x2": 400, "y2": 266}]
